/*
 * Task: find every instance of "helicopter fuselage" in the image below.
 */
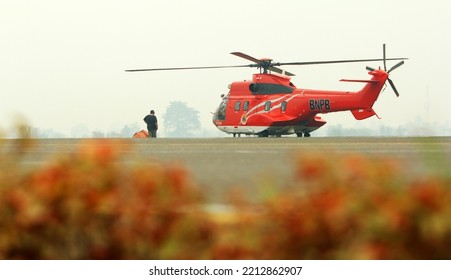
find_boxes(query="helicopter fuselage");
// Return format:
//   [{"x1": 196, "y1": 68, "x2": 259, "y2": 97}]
[{"x1": 212, "y1": 70, "x2": 388, "y2": 137}]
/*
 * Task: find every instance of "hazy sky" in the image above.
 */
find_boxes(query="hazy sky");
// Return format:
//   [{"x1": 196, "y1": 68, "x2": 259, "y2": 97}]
[{"x1": 1, "y1": 0, "x2": 450, "y2": 136}]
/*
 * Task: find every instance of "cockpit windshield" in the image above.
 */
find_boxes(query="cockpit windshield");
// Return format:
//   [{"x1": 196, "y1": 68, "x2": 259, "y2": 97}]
[{"x1": 216, "y1": 98, "x2": 228, "y2": 120}]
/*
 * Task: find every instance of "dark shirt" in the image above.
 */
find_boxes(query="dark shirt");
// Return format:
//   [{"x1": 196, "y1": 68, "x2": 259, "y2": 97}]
[{"x1": 144, "y1": 114, "x2": 158, "y2": 130}]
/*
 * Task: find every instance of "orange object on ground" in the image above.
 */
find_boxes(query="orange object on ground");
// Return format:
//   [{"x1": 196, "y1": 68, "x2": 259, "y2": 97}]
[{"x1": 133, "y1": 130, "x2": 149, "y2": 138}]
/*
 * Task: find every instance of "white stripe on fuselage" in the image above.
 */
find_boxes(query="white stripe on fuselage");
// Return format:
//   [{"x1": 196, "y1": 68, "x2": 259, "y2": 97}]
[{"x1": 245, "y1": 93, "x2": 303, "y2": 121}]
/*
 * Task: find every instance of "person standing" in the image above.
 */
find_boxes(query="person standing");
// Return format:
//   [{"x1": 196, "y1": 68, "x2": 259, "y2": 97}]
[{"x1": 143, "y1": 109, "x2": 158, "y2": 138}]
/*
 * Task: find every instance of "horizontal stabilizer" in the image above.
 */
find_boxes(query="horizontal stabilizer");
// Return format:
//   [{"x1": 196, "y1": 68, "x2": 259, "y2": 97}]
[
  {"x1": 351, "y1": 108, "x2": 380, "y2": 120},
  {"x1": 340, "y1": 79, "x2": 379, "y2": 83}
]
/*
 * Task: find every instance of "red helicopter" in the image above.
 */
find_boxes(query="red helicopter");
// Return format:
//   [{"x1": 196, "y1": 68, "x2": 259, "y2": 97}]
[{"x1": 127, "y1": 45, "x2": 407, "y2": 137}]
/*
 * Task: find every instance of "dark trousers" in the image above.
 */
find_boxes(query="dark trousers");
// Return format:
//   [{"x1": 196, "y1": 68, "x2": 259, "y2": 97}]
[{"x1": 148, "y1": 129, "x2": 157, "y2": 138}]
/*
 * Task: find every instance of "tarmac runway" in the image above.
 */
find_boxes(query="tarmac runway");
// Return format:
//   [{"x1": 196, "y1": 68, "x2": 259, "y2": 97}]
[{"x1": 1, "y1": 137, "x2": 450, "y2": 202}]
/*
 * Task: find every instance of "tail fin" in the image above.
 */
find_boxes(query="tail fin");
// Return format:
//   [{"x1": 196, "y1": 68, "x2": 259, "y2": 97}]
[{"x1": 341, "y1": 73, "x2": 387, "y2": 109}]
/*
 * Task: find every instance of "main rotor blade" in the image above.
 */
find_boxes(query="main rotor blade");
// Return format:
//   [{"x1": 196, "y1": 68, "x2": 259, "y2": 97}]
[
  {"x1": 277, "y1": 57, "x2": 408, "y2": 66},
  {"x1": 230, "y1": 52, "x2": 261, "y2": 63},
  {"x1": 221, "y1": 52, "x2": 296, "y2": 76},
  {"x1": 388, "y1": 60, "x2": 405, "y2": 73},
  {"x1": 387, "y1": 78, "x2": 400, "y2": 97},
  {"x1": 125, "y1": 64, "x2": 251, "y2": 72},
  {"x1": 366, "y1": 66, "x2": 376, "y2": 71},
  {"x1": 268, "y1": 66, "x2": 296, "y2": 76},
  {"x1": 383, "y1": 43, "x2": 387, "y2": 71}
]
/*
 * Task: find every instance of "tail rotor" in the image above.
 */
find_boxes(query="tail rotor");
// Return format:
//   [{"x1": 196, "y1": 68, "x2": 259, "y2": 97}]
[
  {"x1": 387, "y1": 78, "x2": 400, "y2": 97},
  {"x1": 366, "y1": 44, "x2": 407, "y2": 97},
  {"x1": 388, "y1": 60, "x2": 405, "y2": 73}
]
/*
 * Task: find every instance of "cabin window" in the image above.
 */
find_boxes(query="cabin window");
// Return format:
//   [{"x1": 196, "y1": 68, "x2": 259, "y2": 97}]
[
  {"x1": 234, "y1": 101, "x2": 241, "y2": 111},
  {"x1": 243, "y1": 101, "x2": 249, "y2": 111},
  {"x1": 281, "y1": 101, "x2": 287, "y2": 112},
  {"x1": 264, "y1": 101, "x2": 271, "y2": 111}
]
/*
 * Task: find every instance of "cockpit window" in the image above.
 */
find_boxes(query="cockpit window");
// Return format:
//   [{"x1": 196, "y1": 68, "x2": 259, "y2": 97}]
[{"x1": 217, "y1": 99, "x2": 227, "y2": 120}]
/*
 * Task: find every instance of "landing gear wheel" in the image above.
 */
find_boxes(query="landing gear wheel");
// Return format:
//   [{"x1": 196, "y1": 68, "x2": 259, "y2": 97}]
[
  {"x1": 296, "y1": 132, "x2": 303, "y2": 137},
  {"x1": 304, "y1": 132, "x2": 311, "y2": 137}
]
